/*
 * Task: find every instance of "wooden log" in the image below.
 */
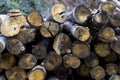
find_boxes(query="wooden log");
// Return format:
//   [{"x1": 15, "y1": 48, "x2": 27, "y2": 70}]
[
  {"x1": 68, "y1": 5, "x2": 91, "y2": 24},
  {"x1": 63, "y1": 54, "x2": 81, "y2": 69},
  {"x1": 84, "y1": 52, "x2": 99, "y2": 68},
  {"x1": 54, "y1": 66, "x2": 71, "y2": 80},
  {"x1": 103, "y1": 51, "x2": 117, "y2": 62},
  {"x1": 5, "y1": 66, "x2": 26, "y2": 80},
  {"x1": 0, "y1": 34, "x2": 7, "y2": 53},
  {"x1": 32, "y1": 38, "x2": 49, "y2": 59},
  {"x1": 92, "y1": 10, "x2": 109, "y2": 26},
  {"x1": 94, "y1": 43, "x2": 110, "y2": 57},
  {"x1": 18, "y1": 54, "x2": 37, "y2": 69},
  {"x1": 15, "y1": 28, "x2": 36, "y2": 44},
  {"x1": 106, "y1": 63, "x2": 118, "y2": 76},
  {"x1": 0, "y1": 53, "x2": 16, "y2": 70},
  {"x1": 40, "y1": 21, "x2": 60, "y2": 38},
  {"x1": 110, "y1": 12, "x2": 120, "y2": 28},
  {"x1": 6, "y1": 38, "x2": 25, "y2": 55},
  {"x1": 7, "y1": 9, "x2": 22, "y2": 17},
  {"x1": 71, "y1": 41, "x2": 90, "y2": 59},
  {"x1": 62, "y1": 21, "x2": 90, "y2": 42},
  {"x1": 27, "y1": 11, "x2": 43, "y2": 27},
  {"x1": 109, "y1": 75, "x2": 120, "y2": 80},
  {"x1": 43, "y1": 51, "x2": 62, "y2": 71},
  {"x1": 27, "y1": 65, "x2": 46, "y2": 80},
  {"x1": 110, "y1": 36, "x2": 120, "y2": 54},
  {"x1": 53, "y1": 33, "x2": 72, "y2": 55},
  {"x1": 100, "y1": 1, "x2": 116, "y2": 15},
  {"x1": 1, "y1": 17, "x2": 21, "y2": 37},
  {"x1": 47, "y1": 3, "x2": 67, "y2": 23},
  {"x1": 77, "y1": 63, "x2": 90, "y2": 77},
  {"x1": 90, "y1": 66, "x2": 106, "y2": 80},
  {"x1": 98, "y1": 27, "x2": 115, "y2": 42}
]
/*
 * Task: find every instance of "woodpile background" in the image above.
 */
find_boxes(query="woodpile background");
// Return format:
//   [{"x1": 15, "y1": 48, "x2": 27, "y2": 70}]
[{"x1": 0, "y1": 0, "x2": 120, "y2": 80}]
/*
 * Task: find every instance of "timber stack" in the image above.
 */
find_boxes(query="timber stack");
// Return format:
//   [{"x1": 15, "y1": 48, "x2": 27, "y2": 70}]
[{"x1": 0, "y1": 1, "x2": 120, "y2": 80}]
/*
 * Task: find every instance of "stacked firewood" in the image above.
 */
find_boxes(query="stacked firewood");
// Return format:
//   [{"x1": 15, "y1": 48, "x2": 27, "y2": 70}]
[{"x1": 0, "y1": 1, "x2": 120, "y2": 80}]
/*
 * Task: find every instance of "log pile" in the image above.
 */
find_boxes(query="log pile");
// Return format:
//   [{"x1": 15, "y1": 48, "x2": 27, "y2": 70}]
[{"x1": 0, "y1": 1, "x2": 120, "y2": 80}]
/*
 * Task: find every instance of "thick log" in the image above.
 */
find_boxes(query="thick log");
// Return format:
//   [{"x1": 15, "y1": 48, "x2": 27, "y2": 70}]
[
  {"x1": 84, "y1": 52, "x2": 99, "y2": 68},
  {"x1": 7, "y1": 9, "x2": 22, "y2": 17},
  {"x1": 15, "y1": 28, "x2": 36, "y2": 44},
  {"x1": 32, "y1": 38, "x2": 49, "y2": 59},
  {"x1": 77, "y1": 63, "x2": 90, "y2": 77},
  {"x1": 6, "y1": 38, "x2": 25, "y2": 55},
  {"x1": 103, "y1": 51, "x2": 117, "y2": 62},
  {"x1": 27, "y1": 65, "x2": 46, "y2": 80},
  {"x1": 27, "y1": 11, "x2": 43, "y2": 27},
  {"x1": 5, "y1": 66, "x2": 26, "y2": 80},
  {"x1": 100, "y1": 1, "x2": 116, "y2": 15},
  {"x1": 106, "y1": 63, "x2": 118, "y2": 76},
  {"x1": 109, "y1": 75, "x2": 120, "y2": 80},
  {"x1": 18, "y1": 54, "x2": 37, "y2": 69},
  {"x1": 110, "y1": 13, "x2": 120, "y2": 28},
  {"x1": 40, "y1": 21, "x2": 60, "y2": 38},
  {"x1": 43, "y1": 51, "x2": 62, "y2": 71},
  {"x1": 0, "y1": 35, "x2": 7, "y2": 53},
  {"x1": 0, "y1": 53, "x2": 16, "y2": 70},
  {"x1": 110, "y1": 36, "x2": 120, "y2": 54},
  {"x1": 53, "y1": 33, "x2": 72, "y2": 55},
  {"x1": 94, "y1": 43, "x2": 110, "y2": 57},
  {"x1": 1, "y1": 15, "x2": 26, "y2": 37},
  {"x1": 68, "y1": 5, "x2": 91, "y2": 24},
  {"x1": 71, "y1": 41, "x2": 90, "y2": 58},
  {"x1": 47, "y1": 3, "x2": 67, "y2": 23},
  {"x1": 92, "y1": 10, "x2": 109, "y2": 25},
  {"x1": 98, "y1": 27, "x2": 115, "y2": 42},
  {"x1": 63, "y1": 54, "x2": 81, "y2": 68},
  {"x1": 62, "y1": 21, "x2": 90, "y2": 42},
  {"x1": 90, "y1": 66, "x2": 106, "y2": 80}
]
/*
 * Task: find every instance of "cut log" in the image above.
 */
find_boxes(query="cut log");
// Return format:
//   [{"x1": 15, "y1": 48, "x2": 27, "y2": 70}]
[
  {"x1": 110, "y1": 36, "x2": 120, "y2": 54},
  {"x1": 6, "y1": 38, "x2": 25, "y2": 55},
  {"x1": 68, "y1": 5, "x2": 91, "y2": 24},
  {"x1": 98, "y1": 27, "x2": 115, "y2": 42},
  {"x1": 5, "y1": 66, "x2": 26, "y2": 80},
  {"x1": 109, "y1": 75, "x2": 120, "y2": 80},
  {"x1": 94, "y1": 43, "x2": 110, "y2": 57},
  {"x1": 0, "y1": 35, "x2": 7, "y2": 53},
  {"x1": 77, "y1": 63, "x2": 90, "y2": 77},
  {"x1": 32, "y1": 38, "x2": 49, "y2": 59},
  {"x1": 62, "y1": 21, "x2": 90, "y2": 41},
  {"x1": 15, "y1": 28, "x2": 36, "y2": 44},
  {"x1": 40, "y1": 21, "x2": 60, "y2": 38},
  {"x1": 48, "y1": 3, "x2": 67, "y2": 23},
  {"x1": 100, "y1": 1, "x2": 116, "y2": 15},
  {"x1": 0, "y1": 53, "x2": 16, "y2": 70},
  {"x1": 71, "y1": 41, "x2": 90, "y2": 59},
  {"x1": 1, "y1": 15, "x2": 26, "y2": 37},
  {"x1": 106, "y1": 63, "x2": 118, "y2": 76},
  {"x1": 110, "y1": 12, "x2": 120, "y2": 28},
  {"x1": 54, "y1": 66, "x2": 71, "y2": 80},
  {"x1": 18, "y1": 54, "x2": 37, "y2": 69},
  {"x1": 53, "y1": 33, "x2": 72, "y2": 55},
  {"x1": 90, "y1": 66, "x2": 106, "y2": 80},
  {"x1": 92, "y1": 10, "x2": 109, "y2": 25},
  {"x1": 103, "y1": 51, "x2": 117, "y2": 62},
  {"x1": 7, "y1": 9, "x2": 22, "y2": 17},
  {"x1": 27, "y1": 68, "x2": 46, "y2": 80},
  {"x1": 27, "y1": 11, "x2": 43, "y2": 27},
  {"x1": 43, "y1": 51, "x2": 62, "y2": 71},
  {"x1": 84, "y1": 52, "x2": 99, "y2": 68},
  {"x1": 63, "y1": 54, "x2": 81, "y2": 68}
]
